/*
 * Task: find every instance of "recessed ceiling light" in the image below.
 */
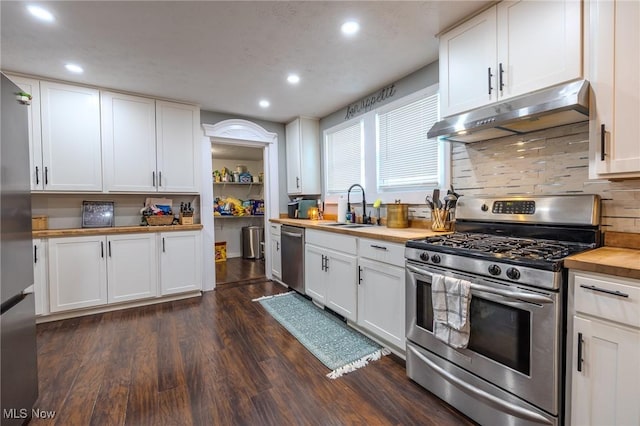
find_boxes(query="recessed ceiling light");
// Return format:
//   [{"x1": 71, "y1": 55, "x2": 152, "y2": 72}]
[
  {"x1": 65, "y1": 63, "x2": 84, "y2": 74},
  {"x1": 27, "y1": 5, "x2": 55, "y2": 22},
  {"x1": 341, "y1": 21, "x2": 360, "y2": 36},
  {"x1": 287, "y1": 74, "x2": 300, "y2": 84},
  {"x1": 259, "y1": 99, "x2": 270, "y2": 108}
]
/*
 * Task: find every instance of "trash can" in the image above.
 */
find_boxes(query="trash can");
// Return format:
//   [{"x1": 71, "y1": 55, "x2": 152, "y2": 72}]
[{"x1": 242, "y1": 226, "x2": 264, "y2": 259}]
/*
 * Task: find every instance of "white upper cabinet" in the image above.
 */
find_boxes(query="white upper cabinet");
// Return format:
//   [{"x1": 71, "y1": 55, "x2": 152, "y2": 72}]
[
  {"x1": 101, "y1": 92, "x2": 157, "y2": 191},
  {"x1": 439, "y1": 0, "x2": 582, "y2": 118},
  {"x1": 156, "y1": 101, "x2": 200, "y2": 193},
  {"x1": 496, "y1": 0, "x2": 581, "y2": 99},
  {"x1": 439, "y1": 7, "x2": 497, "y2": 117},
  {"x1": 40, "y1": 81, "x2": 103, "y2": 191},
  {"x1": 102, "y1": 96, "x2": 200, "y2": 193},
  {"x1": 588, "y1": 0, "x2": 640, "y2": 178},
  {"x1": 6, "y1": 75, "x2": 43, "y2": 191},
  {"x1": 286, "y1": 117, "x2": 320, "y2": 195}
]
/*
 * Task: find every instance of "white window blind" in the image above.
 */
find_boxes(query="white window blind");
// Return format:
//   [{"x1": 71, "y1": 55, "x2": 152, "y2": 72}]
[
  {"x1": 325, "y1": 121, "x2": 363, "y2": 193},
  {"x1": 376, "y1": 93, "x2": 440, "y2": 189}
]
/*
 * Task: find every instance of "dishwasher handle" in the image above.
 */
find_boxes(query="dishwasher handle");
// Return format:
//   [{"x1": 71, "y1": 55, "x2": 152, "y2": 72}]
[{"x1": 282, "y1": 230, "x2": 303, "y2": 238}]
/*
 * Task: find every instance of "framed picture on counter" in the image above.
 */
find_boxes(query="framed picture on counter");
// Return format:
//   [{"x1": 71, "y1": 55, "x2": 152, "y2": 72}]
[{"x1": 82, "y1": 201, "x2": 115, "y2": 228}]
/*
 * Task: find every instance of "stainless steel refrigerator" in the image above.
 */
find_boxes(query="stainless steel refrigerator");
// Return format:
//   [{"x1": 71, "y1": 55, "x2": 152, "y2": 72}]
[{"x1": 0, "y1": 73, "x2": 39, "y2": 424}]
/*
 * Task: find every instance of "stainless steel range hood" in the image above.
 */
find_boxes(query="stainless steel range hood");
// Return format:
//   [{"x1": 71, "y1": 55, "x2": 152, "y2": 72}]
[{"x1": 428, "y1": 80, "x2": 589, "y2": 143}]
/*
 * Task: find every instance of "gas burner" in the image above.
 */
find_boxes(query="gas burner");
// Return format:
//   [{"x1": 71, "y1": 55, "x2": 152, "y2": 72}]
[{"x1": 408, "y1": 232, "x2": 593, "y2": 266}]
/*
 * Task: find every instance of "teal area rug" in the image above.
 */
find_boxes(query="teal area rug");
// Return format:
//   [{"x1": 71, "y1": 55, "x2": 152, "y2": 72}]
[{"x1": 254, "y1": 291, "x2": 390, "y2": 379}]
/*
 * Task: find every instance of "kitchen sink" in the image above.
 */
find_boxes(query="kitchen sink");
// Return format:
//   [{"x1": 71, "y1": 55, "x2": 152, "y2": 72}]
[{"x1": 321, "y1": 223, "x2": 349, "y2": 226}]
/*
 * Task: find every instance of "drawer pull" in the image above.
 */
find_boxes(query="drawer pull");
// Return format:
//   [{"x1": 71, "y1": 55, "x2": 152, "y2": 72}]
[
  {"x1": 370, "y1": 244, "x2": 388, "y2": 251},
  {"x1": 579, "y1": 284, "x2": 629, "y2": 298}
]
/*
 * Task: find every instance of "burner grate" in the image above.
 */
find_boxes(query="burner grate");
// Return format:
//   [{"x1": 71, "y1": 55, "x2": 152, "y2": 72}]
[{"x1": 415, "y1": 233, "x2": 588, "y2": 263}]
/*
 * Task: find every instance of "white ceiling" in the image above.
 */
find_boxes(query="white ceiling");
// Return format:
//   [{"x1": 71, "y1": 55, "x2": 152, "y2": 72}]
[{"x1": 1, "y1": 1, "x2": 489, "y2": 123}]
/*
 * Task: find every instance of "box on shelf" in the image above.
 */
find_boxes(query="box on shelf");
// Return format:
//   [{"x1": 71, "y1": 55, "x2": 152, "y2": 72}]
[
  {"x1": 215, "y1": 242, "x2": 227, "y2": 262},
  {"x1": 32, "y1": 215, "x2": 48, "y2": 230},
  {"x1": 252, "y1": 200, "x2": 265, "y2": 215}
]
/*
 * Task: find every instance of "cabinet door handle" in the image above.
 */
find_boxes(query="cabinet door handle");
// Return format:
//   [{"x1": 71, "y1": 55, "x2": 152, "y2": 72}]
[
  {"x1": 34, "y1": 245, "x2": 38, "y2": 264},
  {"x1": 600, "y1": 124, "x2": 606, "y2": 161},
  {"x1": 108, "y1": 241, "x2": 112, "y2": 257},
  {"x1": 325, "y1": 256, "x2": 329, "y2": 272},
  {"x1": 487, "y1": 67, "x2": 493, "y2": 95},
  {"x1": 35, "y1": 166, "x2": 40, "y2": 185},
  {"x1": 276, "y1": 241, "x2": 279, "y2": 251},
  {"x1": 162, "y1": 237, "x2": 166, "y2": 253},
  {"x1": 44, "y1": 166, "x2": 49, "y2": 185},
  {"x1": 321, "y1": 254, "x2": 325, "y2": 271},
  {"x1": 296, "y1": 177, "x2": 300, "y2": 189},
  {"x1": 152, "y1": 171, "x2": 156, "y2": 187},
  {"x1": 577, "y1": 332, "x2": 584, "y2": 372},
  {"x1": 159, "y1": 171, "x2": 162, "y2": 187},
  {"x1": 579, "y1": 284, "x2": 629, "y2": 298},
  {"x1": 358, "y1": 266, "x2": 363, "y2": 285},
  {"x1": 499, "y1": 63, "x2": 505, "y2": 92},
  {"x1": 100, "y1": 241, "x2": 104, "y2": 258},
  {"x1": 370, "y1": 244, "x2": 388, "y2": 251}
]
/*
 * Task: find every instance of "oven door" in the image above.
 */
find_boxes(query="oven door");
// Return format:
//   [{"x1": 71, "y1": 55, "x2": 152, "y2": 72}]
[{"x1": 406, "y1": 261, "x2": 561, "y2": 416}]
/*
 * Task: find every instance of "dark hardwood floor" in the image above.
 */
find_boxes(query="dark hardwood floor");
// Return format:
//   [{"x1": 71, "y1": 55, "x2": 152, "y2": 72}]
[
  {"x1": 32, "y1": 280, "x2": 475, "y2": 425},
  {"x1": 215, "y1": 256, "x2": 266, "y2": 287}
]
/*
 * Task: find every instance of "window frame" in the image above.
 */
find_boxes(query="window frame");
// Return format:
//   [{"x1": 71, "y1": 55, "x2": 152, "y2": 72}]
[{"x1": 322, "y1": 84, "x2": 449, "y2": 205}]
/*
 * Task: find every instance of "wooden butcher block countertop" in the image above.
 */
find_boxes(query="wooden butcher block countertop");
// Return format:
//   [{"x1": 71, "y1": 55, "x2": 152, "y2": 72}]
[
  {"x1": 565, "y1": 231, "x2": 640, "y2": 280},
  {"x1": 33, "y1": 224, "x2": 203, "y2": 238},
  {"x1": 270, "y1": 218, "x2": 450, "y2": 244}
]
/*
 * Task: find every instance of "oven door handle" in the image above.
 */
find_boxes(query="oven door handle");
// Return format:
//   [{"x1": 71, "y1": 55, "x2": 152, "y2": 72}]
[
  {"x1": 406, "y1": 264, "x2": 553, "y2": 304},
  {"x1": 470, "y1": 283, "x2": 553, "y2": 304},
  {"x1": 407, "y1": 345, "x2": 553, "y2": 425}
]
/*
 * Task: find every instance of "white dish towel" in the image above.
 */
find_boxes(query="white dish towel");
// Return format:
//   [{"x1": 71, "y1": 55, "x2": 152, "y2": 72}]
[{"x1": 431, "y1": 273, "x2": 472, "y2": 349}]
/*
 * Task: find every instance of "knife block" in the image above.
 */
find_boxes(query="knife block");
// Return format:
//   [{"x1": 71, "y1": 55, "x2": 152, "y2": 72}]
[{"x1": 179, "y1": 212, "x2": 194, "y2": 225}]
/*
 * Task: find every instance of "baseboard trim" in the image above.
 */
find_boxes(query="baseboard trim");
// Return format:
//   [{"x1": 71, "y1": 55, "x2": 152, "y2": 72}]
[{"x1": 36, "y1": 291, "x2": 202, "y2": 323}]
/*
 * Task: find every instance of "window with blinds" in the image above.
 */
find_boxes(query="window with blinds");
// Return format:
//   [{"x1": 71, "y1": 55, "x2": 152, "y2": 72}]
[
  {"x1": 324, "y1": 121, "x2": 363, "y2": 193},
  {"x1": 376, "y1": 93, "x2": 440, "y2": 190}
]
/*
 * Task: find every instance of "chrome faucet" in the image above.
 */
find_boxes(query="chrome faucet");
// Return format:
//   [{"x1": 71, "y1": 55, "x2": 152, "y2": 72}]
[{"x1": 347, "y1": 184, "x2": 368, "y2": 224}]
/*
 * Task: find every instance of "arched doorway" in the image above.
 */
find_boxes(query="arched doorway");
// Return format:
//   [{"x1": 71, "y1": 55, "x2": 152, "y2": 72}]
[{"x1": 201, "y1": 119, "x2": 279, "y2": 290}]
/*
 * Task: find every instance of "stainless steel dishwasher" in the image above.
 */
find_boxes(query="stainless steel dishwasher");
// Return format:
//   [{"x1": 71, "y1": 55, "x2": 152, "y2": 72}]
[{"x1": 280, "y1": 225, "x2": 305, "y2": 293}]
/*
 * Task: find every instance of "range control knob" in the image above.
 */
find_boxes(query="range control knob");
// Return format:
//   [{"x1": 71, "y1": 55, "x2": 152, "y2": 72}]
[
  {"x1": 506, "y1": 267, "x2": 521, "y2": 280},
  {"x1": 481, "y1": 203, "x2": 489, "y2": 212},
  {"x1": 488, "y1": 264, "x2": 501, "y2": 276},
  {"x1": 420, "y1": 252, "x2": 429, "y2": 261},
  {"x1": 431, "y1": 254, "x2": 441, "y2": 264}
]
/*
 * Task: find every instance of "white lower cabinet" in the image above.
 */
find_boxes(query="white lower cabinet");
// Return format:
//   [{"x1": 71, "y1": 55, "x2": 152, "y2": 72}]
[
  {"x1": 569, "y1": 271, "x2": 640, "y2": 425},
  {"x1": 107, "y1": 234, "x2": 157, "y2": 303},
  {"x1": 159, "y1": 231, "x2": 202, "y2": 295},
  {"x1": 48, "y1": 235, "x2": 108, "y2": 313},
  {"x1": 33, "y1": 239, "x2": 49, "y2": 316},
  {"x1": 357, "y1": 238, "x2": 406, "y2": 351},
  {"x1": 269, "y1": 224, "x2": 282, "y2": 280},
  {"x1": 47, "y1": 231, "x2": 201, "y2": 314},
  {"x1": 304, "y1": 230, "x2": 357, "y2": 321}
]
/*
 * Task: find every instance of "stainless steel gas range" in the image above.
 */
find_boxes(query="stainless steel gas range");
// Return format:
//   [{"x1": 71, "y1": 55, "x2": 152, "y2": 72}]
[{"x1": 405, "y1": 194, "x2": 600, "y2": 426}]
